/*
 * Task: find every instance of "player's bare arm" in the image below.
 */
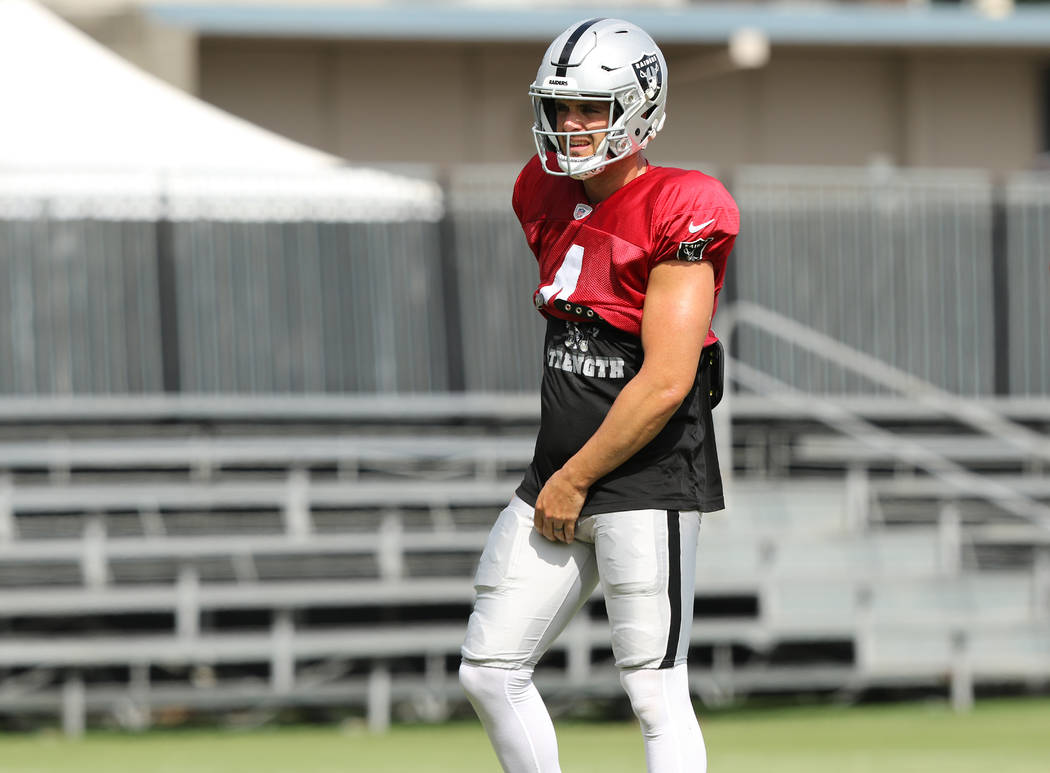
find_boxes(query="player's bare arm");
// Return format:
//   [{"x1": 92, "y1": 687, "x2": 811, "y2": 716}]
[{"x1": 533, "y1": 258, "x2": 716, "y2": 543}]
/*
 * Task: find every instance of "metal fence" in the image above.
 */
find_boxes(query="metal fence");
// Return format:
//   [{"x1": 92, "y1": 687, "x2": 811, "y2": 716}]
[
  {"x1": 731, "y1": 165, "x2": 997, "y2": 396},
  {"x1": 0, "y1": 164, "x2": 1046, "y2": 397},
  {"x1": 173, "y1": 220, "x2": 449, "y2": 393},
  {"x1": 446, "y1": 165, "x2": 543, "y2": 392},
  {"x1": 0, "y1": 167, "x2": 447, "y2": 396},
  {"x1": 1005, "y1": 174, "x2": 1050, "y2": 396},
  {"x1": 0, "y1": 218, "x2": 163, "y2": 394}
]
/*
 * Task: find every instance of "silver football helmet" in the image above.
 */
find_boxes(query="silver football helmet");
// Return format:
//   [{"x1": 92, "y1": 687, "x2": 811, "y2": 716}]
[{"x1": 530, "y1": 18, "x2": 668, "y2": 179}]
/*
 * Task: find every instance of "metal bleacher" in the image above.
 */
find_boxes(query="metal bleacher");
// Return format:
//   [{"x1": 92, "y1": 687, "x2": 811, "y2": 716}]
[
  {"x1": 0, "y1": 301, "x2": 1048, "y2": 732},
  {"x1": 716, "y1": 306, "x2": 1050, "y2": 712},
  {"x1": 0, "y1": 399, "x2": 524, "y2": 733},
  {"x1": 1, "y1": 385, "x2": 1048, "y2": 734}
]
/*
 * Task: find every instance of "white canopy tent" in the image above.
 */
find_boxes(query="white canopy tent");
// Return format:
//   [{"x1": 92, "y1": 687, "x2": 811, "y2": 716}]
[{"x1": 0, "y1": 0, "x2": 442, "y2": 221}]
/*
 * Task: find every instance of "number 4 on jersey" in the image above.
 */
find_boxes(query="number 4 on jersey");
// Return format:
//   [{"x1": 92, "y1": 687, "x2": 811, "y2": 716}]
[{"x1": 537, "y1": 244, "x2": 583, "y2": 306}]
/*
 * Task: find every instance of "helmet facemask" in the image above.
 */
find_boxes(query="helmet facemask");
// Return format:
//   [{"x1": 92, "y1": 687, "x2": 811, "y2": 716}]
[{"x1": 530, "y1": 86, "x2": 649, "y2": 180}]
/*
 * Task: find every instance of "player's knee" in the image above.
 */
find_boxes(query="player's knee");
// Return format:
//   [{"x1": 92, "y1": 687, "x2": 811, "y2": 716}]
[
  {"x1": 460, "y1": 661, "x2": 534, "y2": 706},
  {"x1": 459, "y1": 660, "x2": 495, "y2": 703},
  {"x1": 619, "y1": 668, "x2": 669, "y2": 732}
]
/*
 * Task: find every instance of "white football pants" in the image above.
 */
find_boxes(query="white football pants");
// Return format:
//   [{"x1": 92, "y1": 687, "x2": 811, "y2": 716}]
[{"x1": 460, "y1": 496, "x2": 706, "y2": 773}]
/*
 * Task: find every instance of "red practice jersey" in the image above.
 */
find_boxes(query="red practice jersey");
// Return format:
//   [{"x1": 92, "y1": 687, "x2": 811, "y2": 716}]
[
  {"x1": 512, "y1": 155, "x2": 739, "y2": 516},
  {"x1": 513, "y1": 154, "x2": 739, "y2": 345}
]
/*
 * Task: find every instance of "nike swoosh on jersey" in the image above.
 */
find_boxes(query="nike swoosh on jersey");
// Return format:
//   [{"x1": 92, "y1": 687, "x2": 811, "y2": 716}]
[{"x1": 688, "y1": 218, "x2": 716, "y2": 233}]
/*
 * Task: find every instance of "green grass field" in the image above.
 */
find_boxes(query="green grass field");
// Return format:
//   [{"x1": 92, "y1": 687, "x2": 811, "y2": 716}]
[{"x1": 1, "y1": 697, "x2": 1048, "y2": 772}]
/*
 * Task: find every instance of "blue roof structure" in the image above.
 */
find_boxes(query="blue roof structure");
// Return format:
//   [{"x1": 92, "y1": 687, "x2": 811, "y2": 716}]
[{"x1": 148, "y1": 2, "x2": 1050, "y2": 48}]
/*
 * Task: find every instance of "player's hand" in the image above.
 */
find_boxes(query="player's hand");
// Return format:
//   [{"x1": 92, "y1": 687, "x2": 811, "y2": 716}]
[{"x1": 533, "y1": 469, "x2": 587, "y2": 543}]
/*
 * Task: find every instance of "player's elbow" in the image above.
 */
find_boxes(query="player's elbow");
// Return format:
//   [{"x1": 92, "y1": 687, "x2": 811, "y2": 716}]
[
  {"x1": 650, "y1": 379, "x2": 692, "y2": 415},
  {"x1": 637, "y1": 361, "x2": 696, "y2": 416}
]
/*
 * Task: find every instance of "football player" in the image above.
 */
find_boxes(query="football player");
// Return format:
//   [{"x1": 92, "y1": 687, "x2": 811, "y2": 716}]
[{"x1": 460, "y1": 17, "x2": 738, "y2": 773}]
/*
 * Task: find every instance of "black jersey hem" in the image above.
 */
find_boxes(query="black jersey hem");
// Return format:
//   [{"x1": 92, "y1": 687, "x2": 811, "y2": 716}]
[{"x1": 514, "y1": 484, "x2": 725, "y2": 516}]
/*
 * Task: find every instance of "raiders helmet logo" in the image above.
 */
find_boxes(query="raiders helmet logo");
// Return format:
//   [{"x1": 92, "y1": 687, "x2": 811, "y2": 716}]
[
  {"x1": 632, "y1": 53, "x2": 663, "y2": 101},
  {"x1": 677, "y1": 236, "x2": 714, "y2": 262}
]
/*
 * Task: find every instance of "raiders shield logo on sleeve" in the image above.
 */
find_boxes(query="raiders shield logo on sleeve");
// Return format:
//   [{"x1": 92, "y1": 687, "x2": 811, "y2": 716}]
[{"x1": 677, "y1": 236, "x2": 714, "y2": 262}]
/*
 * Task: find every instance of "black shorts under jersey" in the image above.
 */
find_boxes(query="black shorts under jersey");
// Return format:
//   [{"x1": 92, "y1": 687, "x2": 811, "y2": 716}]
[{"x1": 516, "y1": 316, "x2": 724, "y2": 516}]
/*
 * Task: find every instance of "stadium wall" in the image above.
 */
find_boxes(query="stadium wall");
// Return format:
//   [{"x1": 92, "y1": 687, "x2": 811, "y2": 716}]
[{"x1": 194, "y1": 39, "x2": 1041, "y2": 175}]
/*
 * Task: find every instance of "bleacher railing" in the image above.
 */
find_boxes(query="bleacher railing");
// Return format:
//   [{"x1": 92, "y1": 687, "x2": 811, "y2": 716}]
[{"x1": 721, "y1": 301, "x2": 1050, "y2": 530}]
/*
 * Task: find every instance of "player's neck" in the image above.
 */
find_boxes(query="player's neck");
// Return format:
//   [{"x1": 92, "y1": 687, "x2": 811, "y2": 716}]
[{"x1": 582, "y1": 154, "x2": 649, "y2": 204}]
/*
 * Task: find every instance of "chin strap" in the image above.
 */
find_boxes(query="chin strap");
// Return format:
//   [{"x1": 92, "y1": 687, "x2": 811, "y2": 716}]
[
  {"x1": 558, "y1": 151, "x2": 606, "y2": 179},
  {"x1": 568, "y1": 164, "x2": 607, "y2": 180},
  {"x1": 560, "y1": 132, "x2": 638, "y2": 179}
]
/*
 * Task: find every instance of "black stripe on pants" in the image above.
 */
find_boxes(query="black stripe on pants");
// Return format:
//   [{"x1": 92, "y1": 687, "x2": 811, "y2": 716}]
[{"x1": 659, "y1": 510, "x2": 682, "y2": 669}]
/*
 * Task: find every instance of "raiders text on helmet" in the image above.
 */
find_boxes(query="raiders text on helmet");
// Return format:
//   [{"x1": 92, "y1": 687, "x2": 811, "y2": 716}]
[{"x1": 530, "y1": 18, "x2": 668, "y2": 179}]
